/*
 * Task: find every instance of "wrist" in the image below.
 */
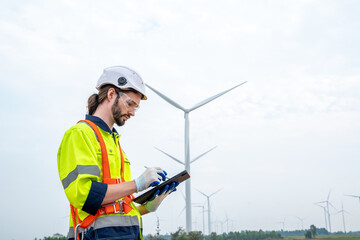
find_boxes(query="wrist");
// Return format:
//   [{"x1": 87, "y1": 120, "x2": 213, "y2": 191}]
[{"x1": 134, "y1": 177, "x2": 144, "y2": 192}]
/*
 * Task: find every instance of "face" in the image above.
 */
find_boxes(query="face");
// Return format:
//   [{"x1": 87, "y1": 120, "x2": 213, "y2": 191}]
[{"x1": 111, "y1": 91, "x2": 141, "y2": 127}]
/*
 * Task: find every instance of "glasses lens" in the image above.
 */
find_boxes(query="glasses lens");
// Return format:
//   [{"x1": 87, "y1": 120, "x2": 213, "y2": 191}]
[{"x1": 121, "y1": 93, "x2": 140, "y2": 112}]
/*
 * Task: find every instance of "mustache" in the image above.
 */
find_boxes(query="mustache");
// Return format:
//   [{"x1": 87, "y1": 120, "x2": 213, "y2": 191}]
[{"x1": 121, "y1": 114, "x2": 131, "y2": 118}]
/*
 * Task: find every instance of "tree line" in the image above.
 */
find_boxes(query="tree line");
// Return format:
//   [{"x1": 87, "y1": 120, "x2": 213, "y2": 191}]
[{"x1": 146, "y1": 227, "x2": 283, "y2": 240}]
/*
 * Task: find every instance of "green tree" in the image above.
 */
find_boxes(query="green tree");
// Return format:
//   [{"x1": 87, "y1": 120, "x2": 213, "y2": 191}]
[
  {"x1": 305, "y1": 230, "x2": 312, "y2": 239},
  {"x1": 172, "y1": 227, "x2": 187, "y2": 240},
  {"x1": 310, "y1": 225, "x2": 317, "y2": 238},
  {"x1": 188, "y1": 231, "x2": 203, "y2": 240},
  {"x1": 208, "y1": 232, "x2": 217, "y2": 240}
]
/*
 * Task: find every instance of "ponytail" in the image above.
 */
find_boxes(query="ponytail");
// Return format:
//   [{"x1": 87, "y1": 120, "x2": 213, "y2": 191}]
[
  {"x1": 87, "y1": 84, "x2": 121, "y2": 115},
  {"x1": 87, "y1": 94, "x2": 99, "y2": 115}
]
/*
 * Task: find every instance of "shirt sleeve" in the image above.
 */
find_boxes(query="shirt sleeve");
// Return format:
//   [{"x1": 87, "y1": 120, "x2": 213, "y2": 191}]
[{"x1": 57, "y1": 125, "x2": 107, "y2": 216}]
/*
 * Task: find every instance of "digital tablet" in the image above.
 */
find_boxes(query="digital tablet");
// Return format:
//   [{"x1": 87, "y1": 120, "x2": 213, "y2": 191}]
[{"x1": 133, "y1": 170, "x2": 190, "y2": 204}]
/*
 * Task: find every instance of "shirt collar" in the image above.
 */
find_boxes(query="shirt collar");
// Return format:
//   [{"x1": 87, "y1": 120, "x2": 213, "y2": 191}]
[{"x1": 85, "y1": 114, "x2": 118, "y2": 134}]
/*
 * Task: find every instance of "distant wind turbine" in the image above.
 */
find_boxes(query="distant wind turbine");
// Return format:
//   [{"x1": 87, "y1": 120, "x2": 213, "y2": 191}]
[
  {"x1": 295, "y1": 216, "x2": 306, "y2": 230},
  {"x1": 147, "y1": 82, "x2": 246, "y2": 232},
  {"x1": 224, "y1": 212, "x2": 233, "y2": 233},
  {"x1": 193, "y1": 203, "x2": 206, "y2": 234},
  {"x1": 277, "y1": 218, "x2": 286, "y2": 231},
  {"x1": 337, "y1": 201, "x2": 351, "y2": 233},
  {"x1": 197, "y1": 188, "x2": 223, "y2": 235},
  {"x1": 316, "y1": 190, "x2": 336, "y2": 232},
  {"x1": 315, "y1": 203, "x2": 328, "y2": 230}
]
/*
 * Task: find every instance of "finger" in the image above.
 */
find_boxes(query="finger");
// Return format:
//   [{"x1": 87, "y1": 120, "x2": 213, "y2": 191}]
[
  {"x1": 154, "y1": 167, "x2": 163, "y2": 171},
  {"x1": 160, "y1": 185, "x2": 169, "y2": 195},
  {"x1": 149, "y1": 181, "x2": 159, "y2": 187},
  {"x1": 157, "y1": 172, "x2": 166, "y2": 181},
  {"x1": 149, "y1": 190, "x2": 160, "y2": 201},
  {"x1": 175, "y1": 181, "x2": 180, "y2": 187},
  {"x1": 169, "y1": 182, "x2": 176, "y2": 192}
]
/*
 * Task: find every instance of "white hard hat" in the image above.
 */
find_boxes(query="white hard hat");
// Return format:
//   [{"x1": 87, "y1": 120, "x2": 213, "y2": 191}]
[{"x1": 96, "y1": 66, "x2": 147, "y2": 100}]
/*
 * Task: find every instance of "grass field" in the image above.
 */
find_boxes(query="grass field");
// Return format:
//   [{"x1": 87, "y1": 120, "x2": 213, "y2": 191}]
[{"x1": 285, "y1": 235, "x2": 360, "y2": 240}]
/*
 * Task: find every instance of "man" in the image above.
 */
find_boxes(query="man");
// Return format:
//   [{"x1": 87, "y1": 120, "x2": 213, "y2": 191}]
[{"x1": 58, "y1": 66, "x2": 177, "y2": 240}]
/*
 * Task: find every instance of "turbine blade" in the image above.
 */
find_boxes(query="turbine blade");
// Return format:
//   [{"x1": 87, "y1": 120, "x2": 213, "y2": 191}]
[
  {"x1": 191, "y1": 146, "x2": 217, "y2": 164},
  {"x1": 181, "y1": 190, "x2": 186, "y2": 200},
  {"x1": 196, "y1": 189, "x2": 209, "y2": 197},
  {"x1": 345, "y1": 194, "x2": 360, "y2": 198},
  {"x1": 146, "y1": 84, "x2": 187, "y2": 112},
  {"x1": 209, "y1": 188, "x2": 223, "y2": 197},
  {"x1": 327, "y1": 190, "x2": 332, "y2": 201},
  {"x1": 154, "y1": 147, "x2": 184, "y2": 165},
  {"x1": 189, "y1": 82, "x2": 247, "y2": 112},
  {"x1": 344, "y1": 210, "x2": 352, "y2": 215},
  {"x1": 314, "y1": 203, "x2": 325, "y2": 209},
  {"x1": 178, "y1": 206, "x2": 186, "y2": 217},
  {"x1": 329, "y1": 202, "x2": 337, "y2": 211}
]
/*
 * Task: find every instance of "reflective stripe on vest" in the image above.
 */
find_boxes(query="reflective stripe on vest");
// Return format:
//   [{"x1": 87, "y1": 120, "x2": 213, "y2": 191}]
[{"x1": 70, "y1": 120, "x2": 135, "y2": 240}]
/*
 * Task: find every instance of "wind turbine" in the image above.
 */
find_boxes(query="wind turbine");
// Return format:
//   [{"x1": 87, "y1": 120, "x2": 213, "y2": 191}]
[
  {"x1": 315, "y1": 203, "x2": 328, "y2": 230},
  {"x1": 197, "y1": 188, "x2": 223, "y2": 235},
  {"x1": 224, "y1": 212, "x2": 233, "y2": 233},
  {"x1": 146, "y1": 81, "x2": 246, "y2": 232},
  {"x1": 316, "y1": 190, "x2": 336, "y2": 233},
  {"x1": 193, "y1": 203, "x2": 206, "y2": 234},
  {"x1": 295, "y1": 216, "x2": 305, "y2": 230},
  {"x1": 337, "y1": 201, "x2": 351, "y2": 233},
  {"x1": 277, "y1": 218, "x2": 286, "y2": 231}
]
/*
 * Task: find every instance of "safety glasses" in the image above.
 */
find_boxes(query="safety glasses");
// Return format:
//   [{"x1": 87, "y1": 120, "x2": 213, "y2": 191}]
[{"x1": 119, "y1": 92, "x2": 140, "y2": 112}]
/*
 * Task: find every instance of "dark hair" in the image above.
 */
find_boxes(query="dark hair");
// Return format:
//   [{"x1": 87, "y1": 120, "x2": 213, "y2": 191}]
[{"x1": 87, "y1": 85, "x2": 120, "y2": 115}]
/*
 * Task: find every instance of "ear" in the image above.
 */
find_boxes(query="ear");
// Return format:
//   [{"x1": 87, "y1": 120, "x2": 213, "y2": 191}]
[{"x1": 107, "y1": 88, "x2": 117, "y2": 102}]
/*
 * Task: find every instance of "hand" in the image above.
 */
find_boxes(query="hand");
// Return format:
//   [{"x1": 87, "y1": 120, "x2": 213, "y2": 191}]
[
  {"x1": 134, "y1": 167, "x2": 167, "y2": 192},
  {"x1": 144, "y1": 181, "x2": 179, "y2": 212}
]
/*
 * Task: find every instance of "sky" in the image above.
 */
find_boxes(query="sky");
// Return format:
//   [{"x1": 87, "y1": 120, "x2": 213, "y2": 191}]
[{"x1": 0, "y1": 0, "x2": 360, "y2": 239}]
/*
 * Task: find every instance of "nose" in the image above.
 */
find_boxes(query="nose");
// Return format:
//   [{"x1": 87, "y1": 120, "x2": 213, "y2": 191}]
[{"x1": 128, "y1": 109, "x2": 135, "y2": 117}]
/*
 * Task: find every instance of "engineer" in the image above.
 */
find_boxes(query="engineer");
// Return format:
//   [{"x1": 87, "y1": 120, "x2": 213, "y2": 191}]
[{"x1": 57, "y1": 66, "x2": 178, "y2": 240}]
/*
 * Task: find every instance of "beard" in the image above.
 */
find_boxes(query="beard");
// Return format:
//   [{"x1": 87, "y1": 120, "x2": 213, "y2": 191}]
[{"x1": 112, "y1": 96, "x2": 130, "y2": 126}]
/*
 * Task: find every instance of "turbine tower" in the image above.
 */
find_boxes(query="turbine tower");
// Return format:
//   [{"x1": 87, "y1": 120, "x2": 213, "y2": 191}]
[
  {"x1": 315, "y1": 203, "x2": 328, "y2": 230},
  {"x1": 146, "y1": 82, "x2": 246, "y2": 232},
  {"x1": 224, "y1": 212, "x2": 234, "y2": 233},
  {"x1": 316, "y1": 190, "x2": 335, "y2": 232},
  {"x1": 197, "y1": 188, "x2": 223, "y2": 235},
  {"x1": 295, "y1": 216, "x2": 305, "y2": 230},
  {"x1": 277, "y1": 218, "x2": 286, "y2": 231},
  {"x1": 337, "y1": 201, "x2": 351, "y2": 233},
  {"x1": 193, "y1": 203, "x2": 206, "y2": 234}
]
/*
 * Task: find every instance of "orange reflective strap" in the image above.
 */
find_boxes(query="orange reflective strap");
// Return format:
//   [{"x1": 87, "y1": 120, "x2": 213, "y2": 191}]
[
  {"x1": 119, "y1": 144, "x2": 125, "y2": 179},
  {"x1": 79, "y1": 213, "x2": 98, "y2": 229},
  {"x1": 69, "y1": 120, "x2": 134, "y2": 239},
  {"x1": 70, "y1": 205, "x2": 80, "y2": 240},
  {"x1": 79, "y1": 120, "x2": 111, "y2": 180}
]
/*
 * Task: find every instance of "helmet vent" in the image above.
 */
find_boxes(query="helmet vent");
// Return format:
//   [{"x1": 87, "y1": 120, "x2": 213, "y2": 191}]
[{"x1": 117, "y1": 77, "x2": 127, "y2": 86}]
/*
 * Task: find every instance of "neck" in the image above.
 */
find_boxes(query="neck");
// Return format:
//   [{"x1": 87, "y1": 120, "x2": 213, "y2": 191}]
[{"x1": 93, "y1": 105, "x2": 114, "y2": 131}]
